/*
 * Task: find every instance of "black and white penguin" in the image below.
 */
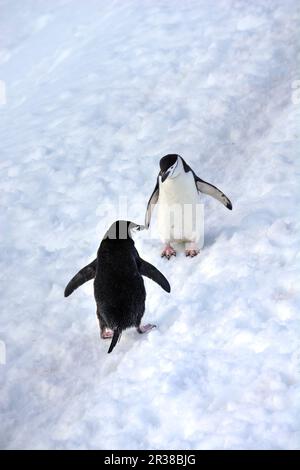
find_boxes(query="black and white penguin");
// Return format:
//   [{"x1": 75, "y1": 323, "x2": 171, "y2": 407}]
[
  {"x1": 64, "y1": 220, "x2": 171, "y2": 353},
  {"x1": 145, "y1": 154, "x2": 232, "y2": 259}
]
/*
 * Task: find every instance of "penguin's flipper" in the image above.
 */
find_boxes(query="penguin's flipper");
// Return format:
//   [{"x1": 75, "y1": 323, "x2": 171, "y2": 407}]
[
  {"x1": 145, "y1": 177, "x2": 159, "y2": 228},
  {"x1": 64, "y1": 259, "x2": 97, "y2": 297},
  {"x1": 139, "y1": 258, "x2": 171, "y2": 293},
  {"x1": 195, "y1": 177, "x2": 232, "y2": 210}
]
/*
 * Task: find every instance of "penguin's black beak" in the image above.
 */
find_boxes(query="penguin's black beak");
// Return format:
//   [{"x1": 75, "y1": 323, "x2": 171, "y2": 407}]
[
  {"x1": 129, "y1": 223, "x2": 145, "y2": 233},
  {"x1": 161, "y1": 170, "x2": 170, "y2": 183}
]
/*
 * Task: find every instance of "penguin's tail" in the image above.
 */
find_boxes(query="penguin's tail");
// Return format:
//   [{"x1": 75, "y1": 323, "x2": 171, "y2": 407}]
[{"x1": 108, "y1": 328, "x2": 122, "y2": 354}]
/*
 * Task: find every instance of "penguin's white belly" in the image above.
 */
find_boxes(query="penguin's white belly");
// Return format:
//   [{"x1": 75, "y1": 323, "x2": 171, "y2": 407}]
[{"x1": 157, "y1": 172, "x2": 201, "y2": 243}]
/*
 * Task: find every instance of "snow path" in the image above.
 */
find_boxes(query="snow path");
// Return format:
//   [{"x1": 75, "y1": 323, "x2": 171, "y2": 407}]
[{"x1": 0, "y1": 0, "x2": 300, "y2": 449}]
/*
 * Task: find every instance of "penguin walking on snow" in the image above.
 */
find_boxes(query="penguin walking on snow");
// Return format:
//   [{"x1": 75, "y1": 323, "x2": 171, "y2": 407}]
[
  {"x1": 145, "y1": 154, "x2": 232, "y2": 259},
  {"x1": 64, "y1": 220, "x2": 171, "y2": 353}
]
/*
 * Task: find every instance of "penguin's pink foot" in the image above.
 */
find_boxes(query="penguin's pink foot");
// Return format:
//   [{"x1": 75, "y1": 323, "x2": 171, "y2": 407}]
[
  {"x1": 161, "y1": 245, "x2": 176, "y2": 259},
  {"x1": 185, "y1": 243, "x2": 200, "y2": 258},
  {"x1": 101, "y1": 327, "x2": 114, "y2": 339},
  {"x1": 137, "y1": 324, "x2": 156, "y2": 334},
  {"x1": 185, "y1": 249, "x2": 200, "y2": 257}
]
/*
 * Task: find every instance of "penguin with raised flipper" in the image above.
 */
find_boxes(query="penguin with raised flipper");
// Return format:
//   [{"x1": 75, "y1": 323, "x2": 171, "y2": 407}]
[
  {"x1": 145, "y1": 154, "x2": 232, "y2": 259},
  {"x1": 64, "y1": 220, "x2": 171, "y2": 353}
]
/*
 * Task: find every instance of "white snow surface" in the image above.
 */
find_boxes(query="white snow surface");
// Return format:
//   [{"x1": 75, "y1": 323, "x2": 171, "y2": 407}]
[{"x1": 1, "y1": 0, "x2": 300, "y2": 450}]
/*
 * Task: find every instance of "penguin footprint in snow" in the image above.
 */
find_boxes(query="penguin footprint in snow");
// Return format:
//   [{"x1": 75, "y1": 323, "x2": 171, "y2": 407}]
[{"x1": 64, "y1": 220, "x2": 171, "y2": 353}]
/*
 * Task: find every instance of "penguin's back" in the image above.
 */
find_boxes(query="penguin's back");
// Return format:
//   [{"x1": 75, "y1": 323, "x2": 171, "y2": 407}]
[{"x1": 94, "y1": 241, "x2": 146, "y2": 330}]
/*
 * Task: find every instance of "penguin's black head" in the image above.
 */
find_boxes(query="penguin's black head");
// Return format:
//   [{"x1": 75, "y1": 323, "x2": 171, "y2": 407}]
[
  {"x1": 104, "y1": 220, "x2": 144, "y2": 241},
  {"x1": 160, "y1": 154, "x2": 180, "y2": 182}
]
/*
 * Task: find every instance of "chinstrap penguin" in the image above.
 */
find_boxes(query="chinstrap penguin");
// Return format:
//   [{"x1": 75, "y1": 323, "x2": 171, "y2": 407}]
[
  {"x1": 64, "y1": 220, "x2": 171, "y2": 353},
  {"x1": 145, "y1": 154, "x2": 232, "y2": 259}
]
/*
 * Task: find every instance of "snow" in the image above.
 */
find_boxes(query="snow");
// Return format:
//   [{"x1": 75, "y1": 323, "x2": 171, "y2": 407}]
[{"x1": 1, "y1": 0, "x2": 300, "y2": 450}]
